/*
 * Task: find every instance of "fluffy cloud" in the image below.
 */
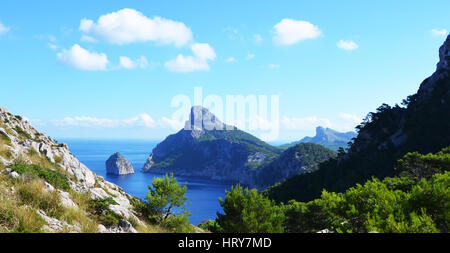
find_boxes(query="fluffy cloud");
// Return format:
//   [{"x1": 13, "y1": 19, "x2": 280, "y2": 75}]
[
  {"x1": 430, "y1": 28, "x2": 448, "y2": 37},
  {"x1": 165, "y1": 43, "x2": 216, "y2": 72},
  {"x1": 119, "y1": 56, "x2": 148, "y2": 69},
  {"x1": 339, "y1": 112, "x2": 361, "y2": 124},
  {"x1": 79, "y1": 8, "x2": 192, "y2": 47},
  {"x1": 80, "y1": 35, "x2": 98, "y2": 43},
  {"x1": 337, "y1": 40, "x2": 359, "y2": 51},
  {"x1": 246, "y1": 53, "x2": 255, "y2": 60},
  {"x1": 158, "y1": 117, "x2": 184, "y2": 130},
  {"x1": 0, "y1": 21, "x2": 10, "y2": 35},
  {"x1": 52, "y1": 114, "x2": 156, "y2": 128},
  {"x1": 191, "y1": 43, "x2": 216, "y2": 61},
  {"x1": 273, "y1": 19, "x2": 321, "y2": 46},
  {"x1": 225, "y1": 57, "x2": 236, "y2": 63},
  {"x1": 57, "y1": 44, "x2": 109, "y2": 71},
  {"x1": 281, "y1": 116, "x2": 331, "y2": 130}
]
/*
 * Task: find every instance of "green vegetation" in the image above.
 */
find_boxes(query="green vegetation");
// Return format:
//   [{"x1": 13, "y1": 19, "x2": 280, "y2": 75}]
[
  {"x1": 0, "y1": 131, "x2": 11, "y2": 146},
  {"x1": 142, "y1": 173, "x2": 194, "y2": 232},
  {"x1": 14, "y1": 126, "x2": 32, "y2": 140},
  {"x1": 0, "y1": 195, "x2": 46, "y2": 233},
  {"x1": 214, "y1": 147, "x2": 450, "y2": 233},
  {"x1": 266, "y1": 74, "x2": 450, "y2": 203},
  {"x1": 256, "y1": 143, "x2": 337, "y2": 187},
  {"x1": 150, "y1": 128, "x2": 282, "y2": 173},
  {"x1": 0, "y1": 131, "x2": 13, "y2": 160},
  {"x1": 197, "y1": 129, "x2": 282, "y2": 156},
  {"x1": 11, "y1": 163, "x2": 70, "y2": 191},
  {"x1": 216, "y1": 185, "x2": 284, "y2": 233},
  {"x1": 88, "y1": 197, "x2": 122, "y2": 226},
  {"x1": 53, "y1": 155, "x2": 62, "y2": 164}
]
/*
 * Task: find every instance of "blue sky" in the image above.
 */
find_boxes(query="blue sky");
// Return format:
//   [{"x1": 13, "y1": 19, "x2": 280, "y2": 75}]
[{"x1": 0, "y1": 0, "x2": 449, "y2": 142}]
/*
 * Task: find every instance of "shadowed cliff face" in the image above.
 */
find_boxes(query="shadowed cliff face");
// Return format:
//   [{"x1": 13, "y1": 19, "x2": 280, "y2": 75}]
[{"x1": 142, "y1": 106, "x2": 281, "y2": 186}]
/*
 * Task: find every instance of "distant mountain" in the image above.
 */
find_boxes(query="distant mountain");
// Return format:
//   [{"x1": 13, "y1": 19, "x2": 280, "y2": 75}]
[
  {"x1": 141, "y1": 106, "x2": 282, "y2": 186},
  {"x1": 255, "y1": 143, "x2": 336, "y2": 188},
  {"x1": 266, "y1": 34, "x2": 450, "y2": 203},
  {"x1": 279, "y1": 127, "x2": 356, "y2": 151}
]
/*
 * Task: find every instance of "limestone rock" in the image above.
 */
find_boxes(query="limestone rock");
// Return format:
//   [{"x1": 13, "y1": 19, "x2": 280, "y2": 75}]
[
  {"x1": 0, "y1": 105, "x2": 149, "y2": 233},
  {"x1": 105, "y1": 152, "x2": 134, "y2": 175}
]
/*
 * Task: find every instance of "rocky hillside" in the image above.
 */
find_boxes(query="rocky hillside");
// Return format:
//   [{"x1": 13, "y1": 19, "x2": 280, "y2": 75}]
[
  {"x1": 142, "y1": 106, "x2": 282, "y2": 186},
  {"x1": 280, "y1": 127, "x2": 356, "y2": 151},
  {"x1": 255, "y1": 143, "x2": 336, "y2": 187},
  {"x1": 0, "y1": 106, "x2": 157, "y2": 233},
  {"x1": 266, "y1": 34, "x2": 450, "y2": 203}
]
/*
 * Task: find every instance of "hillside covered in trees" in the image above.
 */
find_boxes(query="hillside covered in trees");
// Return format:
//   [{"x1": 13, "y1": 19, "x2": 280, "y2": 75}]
[{"x1": 265, "y1": 34, "x2": 450, "y2": 203}]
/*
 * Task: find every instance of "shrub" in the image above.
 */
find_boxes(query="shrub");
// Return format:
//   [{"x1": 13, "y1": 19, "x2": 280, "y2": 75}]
[
  {"x1": 144, "y1": 173, "x2": 188, "y2": 222},
  {"x1": 216, "y1": 185, "x2": 285, "y2": 233},
  {"x1": 11, "y1": 163, "x2": 70, "y2": 191},
  {"x1": 17, "y1": 180, "x2": 63, "y2": 219},
  {"x1": 88, "y1": 197, "x2": 121, "y2": 227}
]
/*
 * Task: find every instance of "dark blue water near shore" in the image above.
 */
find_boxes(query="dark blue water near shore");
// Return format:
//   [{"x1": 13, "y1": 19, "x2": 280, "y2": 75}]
[{"x1": 58, "y1": 139, "x2": 233, "y2": 225}]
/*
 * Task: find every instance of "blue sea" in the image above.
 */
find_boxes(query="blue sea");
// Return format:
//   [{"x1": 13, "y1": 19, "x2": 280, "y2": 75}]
[{"x1": 58, "y1": 139, "x2": 233, "y2": 225}]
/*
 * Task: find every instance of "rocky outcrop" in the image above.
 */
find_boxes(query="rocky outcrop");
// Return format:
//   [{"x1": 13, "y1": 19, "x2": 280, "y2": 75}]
[
  {"x1": 106, "y1": 152, "x2": 134, "y2": 175},
  {"x1": 418, "y1": 34, "x2": 450, "y2": 97},
  {"x1": 142, "y1": 106, "x2": 281, "y2": 186},
  {"x1": 0, "y1": 106, "x2": 143, "y2": 232},
  {"x1": 286, "y1": 126, "x2": 356, "y2": 151}
]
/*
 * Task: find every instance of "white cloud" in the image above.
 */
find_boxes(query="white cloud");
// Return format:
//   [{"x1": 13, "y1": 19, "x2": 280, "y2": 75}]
[
  {"x1": 80, "y1": 35, "x2": 98, "y2": 43},
  {"x1": 339, "y1": 112, "x2": 361, "y2": 124},
  {"x1": 225, "y1": 57, "x2": 236, "y2": 63},
  {"x1": 158, "y1": 117, "x2": 184, "y2": 130},
  {"x1": 273, "y1": 19, "x2": 321, "y2": 46},
  {"x1": 52, "y1": 114, "x2": 156, "y2": 128},
  {"x1": 281, "y1": 116, "x2": 331, "y2": 130},
  {"x1": 119, "y1": 56, "x2": 148, "y2": 69},
  {"x1": 57, "y1": 44, "x2": 109, "y2": 71},
  {"x1": 0, "y1": 21, "x2": 10, "y2": 35},
  {"x1": 165, "y1": 55, "x2": 209, "y2": 72},
  {"x1": 191, "y1": 43, "x2": 216, "y2": 61},
  {"x1": 246, "y1": 53, "x2": 255, "y2": 60},
  {"x1": 165, "y1": 43, "x2": 216, "y2": 72},
  {"x1": 430, "y1": 28, "x2": 448, "y2": 37},
  {"x1": 254, "y1": 34, "x2": 263, "y2": 43},
  {"x1": 337, "y1": 40, "x2": 359, "y2": 51},
  {"x1": 269, "y1": 63, "x2": 280, "y2": 69},
  {"x1": 79, "y1": 8, "x2": 192, "y2": 47}
]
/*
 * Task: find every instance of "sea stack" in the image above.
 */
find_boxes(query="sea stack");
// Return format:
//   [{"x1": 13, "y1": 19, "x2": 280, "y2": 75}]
[{"x1": 106, "y1": 152, "x2": 134, "y2": 175}]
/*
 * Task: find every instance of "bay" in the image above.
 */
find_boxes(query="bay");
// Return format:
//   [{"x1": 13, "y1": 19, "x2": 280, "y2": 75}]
[{"x1": 59, "y1": 139, "x2": 233, "y2": 225}]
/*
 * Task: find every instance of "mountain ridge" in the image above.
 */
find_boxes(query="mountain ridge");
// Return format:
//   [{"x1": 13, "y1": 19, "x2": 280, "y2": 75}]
[
  {"x1": 279, "y1": 126, "x2": 356, "y2": 151},
  {"x1": 266, "y1": 34, "x2": 450, "y2": 203},
  {"x1": 142, "y1": 106, "x2": 282, "y2": 186}
]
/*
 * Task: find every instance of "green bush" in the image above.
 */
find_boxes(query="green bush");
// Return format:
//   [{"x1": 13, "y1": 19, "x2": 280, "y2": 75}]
[
  {"x1": 144, "y1": 173, "x2": 188, "y2": 222},
  {"x1": 11, "y1": 163, "x2": 70, "y2": 191},
  {"x1": 162, "y1": 215, "x2": 195, "y2": 233},
  {"x1": 216, "y1": 185, "x2": 284, "y2": 233},
  {"x1": 88, "y1": 197, "x2": 121, "y2": 226}
]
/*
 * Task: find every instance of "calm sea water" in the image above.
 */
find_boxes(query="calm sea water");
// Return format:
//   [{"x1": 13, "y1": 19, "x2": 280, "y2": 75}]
[{"x1": 58, "y1": 139, "x2": 233, "y2": 225}]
